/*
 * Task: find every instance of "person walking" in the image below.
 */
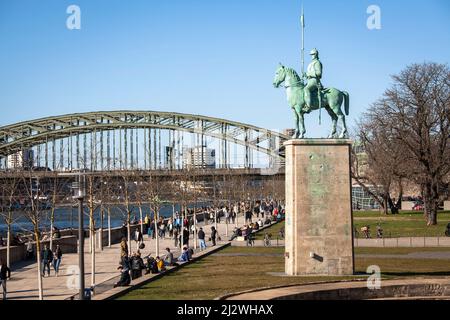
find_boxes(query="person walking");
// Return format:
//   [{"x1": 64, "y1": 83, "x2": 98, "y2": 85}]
[
  {"x1": 120, "y1": 237, "x2": 128, "y2": 262},
  {"x1": 198, "y1": 227, "x2": 206, "y2": 250},
  {"x1": 245, "y1": 207, "x2": 253, "y2": 223},
  {"x1": 52, "y1": 244, "x2": 63, "y2": 276},
  {"x1": 143, "y1": 214, "x2": 149, "y2": 234},
  {"x1": 210, "y1": 226, "x2": 217, "y2": 246},
  {"x1": 26, "y1": 240, "x2": 34, "y2": 260},
  {"x1": 168, "y1": 218, "x2": 174, "y2": 238},
  {"x1": 41, "y1": 245, "x2": 53, "y2": 277},
  {"x1": 0, "y1": 259, "x2": 11, "y2": 300},
  {"x1": 134, "y1": 228, "x2": 143, "y2": 250},
  {"x1": 182, "y1": 227, "x2": 189, "y2": 247},
  {"x1": 173, "y1": 228, "x2": 179, "y2": 248}
]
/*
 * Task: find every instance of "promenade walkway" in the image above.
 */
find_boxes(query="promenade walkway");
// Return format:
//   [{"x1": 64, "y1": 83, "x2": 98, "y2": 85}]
[
  {"x1": 231, "y1": 237, "x2": 450, "y2": 247},
  {"x1": 221, "y1": 278, "x2": 450, "y2": 300},
  {"x1": 5, "y1": 217, "x2": 247, "y2": 300}
]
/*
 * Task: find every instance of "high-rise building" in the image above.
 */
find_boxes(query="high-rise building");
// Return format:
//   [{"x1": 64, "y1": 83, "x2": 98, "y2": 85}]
[
  {"x1": 283, "y1": 128, "x2": 295, "y2": 137},
  {"x1": 182, "y1": 145, "x2": 216, "y2": 169},
  {"x1": 164, "y1": 146, "x2": 175, "y2": 169},
  {"x1": 7, "y1": 149, "x2": 34, "y2": 169}
]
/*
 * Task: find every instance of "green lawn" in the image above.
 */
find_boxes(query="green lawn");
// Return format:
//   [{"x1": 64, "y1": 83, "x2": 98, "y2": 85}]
[
  {"x1": 118, "y1": 246, "x2": 450, "y2": 300},
  {"x1": 254, "y1": 221, "x2": 286, "y2": 240},
  {"x1": 254, "y1": 211, "x2": 450, "y2": 239},
  {"x1": 353, "y1": 210, "x2": 450, "y2": 237}
]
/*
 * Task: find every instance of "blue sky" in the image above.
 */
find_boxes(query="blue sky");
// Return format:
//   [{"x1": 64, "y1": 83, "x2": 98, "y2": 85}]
[{"x1": 0, "y1": 0, "x2": 449, "y2": 136}]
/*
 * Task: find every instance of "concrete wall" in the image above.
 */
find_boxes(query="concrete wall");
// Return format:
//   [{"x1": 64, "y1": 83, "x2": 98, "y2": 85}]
[{"x1": 0, "y1": 235, "x2": 77, "y2": 266}]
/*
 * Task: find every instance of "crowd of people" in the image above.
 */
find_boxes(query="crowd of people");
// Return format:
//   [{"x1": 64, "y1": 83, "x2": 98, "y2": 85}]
[
  {"x1": 113, "y1": 199, "x2": 284, "y2": 288},
  {"x1": 115, "y1": 236, "x2": 195, "y2": 288}
]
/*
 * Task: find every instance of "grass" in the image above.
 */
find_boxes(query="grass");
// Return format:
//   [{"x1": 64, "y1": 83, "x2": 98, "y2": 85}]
[
  {"x1": 353, "y1": 210, "x2": 450, "y2": 237},
  {"x1": 253, "y1": 211, "x2": 450, "y2": 239},
  {"x1": 118, "y1": 246, "x2": 450, "y2": 300},
  {"x1": 254, "y1": 221, "x2": 286, "y2": 240}
]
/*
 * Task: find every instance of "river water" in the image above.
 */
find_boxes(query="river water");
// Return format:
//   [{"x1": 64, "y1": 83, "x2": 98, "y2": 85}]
[{"x1": 0, "y1": 202, "x2": 210, "y2": 235}]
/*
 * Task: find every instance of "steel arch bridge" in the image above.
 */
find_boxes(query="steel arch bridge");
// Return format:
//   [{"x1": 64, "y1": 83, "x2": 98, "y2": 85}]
[{"x1": 0, "y1": 110, "x2": 289, "y2": 171}]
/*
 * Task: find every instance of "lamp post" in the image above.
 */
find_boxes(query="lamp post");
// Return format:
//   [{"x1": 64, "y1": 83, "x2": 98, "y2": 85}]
[
  {"x1": 60, "y1": 171, "x2": 88, "y2": 300},
  {"x1": 72, "y1": 173, "x2": 86, "y2": 300}
]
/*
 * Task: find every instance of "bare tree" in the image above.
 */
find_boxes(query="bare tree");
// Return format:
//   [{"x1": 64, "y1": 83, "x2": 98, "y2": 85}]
[
  {"x1": 0, "y1": 173, "x2": 21, "y2": 268},
  {"x1": 350, "y1": 126, "x2": 407, "y2": 214},
  {"x1": 358, "y1": 62, "x2": 450, "y2": 224},
  {"x1": 20, "y1": 169, "x2": 46, "y2": 300}
]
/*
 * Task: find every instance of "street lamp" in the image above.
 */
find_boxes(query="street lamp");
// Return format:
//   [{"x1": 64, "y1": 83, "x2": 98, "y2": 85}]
[{"x1": 71, "y1": 173, "x2": 86, "y2": 300}]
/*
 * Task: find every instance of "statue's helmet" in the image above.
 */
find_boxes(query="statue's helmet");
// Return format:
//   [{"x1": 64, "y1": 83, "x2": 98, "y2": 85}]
[{"x1": 309, "y1": 48, "x2": 318, "y2": 55}]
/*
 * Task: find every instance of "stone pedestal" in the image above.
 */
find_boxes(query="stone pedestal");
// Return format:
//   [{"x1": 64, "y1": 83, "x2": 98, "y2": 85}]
[
  {"x1": 284, "y1": 139, "x2": 354, "y2": 275},
  {"x1": 444, "y1": 201, "x2": 450, "y2": 211}
]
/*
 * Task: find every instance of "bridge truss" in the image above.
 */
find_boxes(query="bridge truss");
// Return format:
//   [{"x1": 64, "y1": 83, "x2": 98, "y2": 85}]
[{"x1": 0, "y1": 111, "x2": 289, "y2": 171}]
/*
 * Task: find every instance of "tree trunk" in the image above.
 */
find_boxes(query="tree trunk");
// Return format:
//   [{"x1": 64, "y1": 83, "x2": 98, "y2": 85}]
[
  {"x1": 108, "y1": 207, "x2": 111, "y2": 248},
  {"x1": 139, "y1": 206, "x2": 143, "y2": 235},
  {"x1": 424, "y1": 183, "x2": 439, "y2": 225},
  {"x1": 91, "y1": 225, "x2": 96, "y2": 290},
  {"x1": 34, "y1": 228, "x2": 43, "y2": 300},
  {"x1": 154, "y1": 208, "x2": 159, "y2": 256},
  {"x1": 127, "y1": 211, "x2": 131, "y2": 255},
  {"x1": 88, "y1": 216, "x2": 92, "y2": 254},
  {"x1": 49, "y1": 207, "x2": 55, "y2": 250},
  {"x1": 6, "y1": 224, "x2": 11, "y2": 268},
  {"x1": 99, "y1": 205, "x2": 104, "y2": 251},
  {"x1": 383, "y1": 194, "x2": 389, "y2": 215},
  {"x1": 193, "y1": 205, "x2": 197, "y2": 250}
]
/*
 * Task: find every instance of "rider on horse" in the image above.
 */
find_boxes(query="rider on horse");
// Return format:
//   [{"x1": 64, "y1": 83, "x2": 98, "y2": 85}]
[{"x1": 303, "y1": 48, "x2": 323, "y2": 113}]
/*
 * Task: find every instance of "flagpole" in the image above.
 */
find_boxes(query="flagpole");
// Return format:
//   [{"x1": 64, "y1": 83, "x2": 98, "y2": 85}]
[{"x1": 301, "y1": 4, "x2": 305, "y2": 79}]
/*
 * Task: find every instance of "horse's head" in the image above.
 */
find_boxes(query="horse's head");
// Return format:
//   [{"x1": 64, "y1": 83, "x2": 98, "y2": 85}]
[{"x1": 273, "y1": 63, "x2": 287, "y2": 88}]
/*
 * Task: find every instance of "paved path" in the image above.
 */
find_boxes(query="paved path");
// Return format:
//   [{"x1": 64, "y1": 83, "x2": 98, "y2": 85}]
[
  {"x1": 222, "y1": 278, "x2": 450, "y2": 300},
  {"x1": 231, "y1": 237, "x2": 450, "y2": 247},
  {"x1": 357, "y1": 251, "x2": 450, "y2": 260},
  {"x1": 5, "y1": 217, "x2": 246, "y2": 300}
]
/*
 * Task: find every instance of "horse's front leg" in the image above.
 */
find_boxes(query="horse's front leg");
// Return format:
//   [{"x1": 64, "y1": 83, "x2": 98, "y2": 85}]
[
  {"x1": 298, "y1": 111, "x2": 306, "y2": 138},
  {"x1": 292, "y1": 106, "x2": 300, "y2": 138}
]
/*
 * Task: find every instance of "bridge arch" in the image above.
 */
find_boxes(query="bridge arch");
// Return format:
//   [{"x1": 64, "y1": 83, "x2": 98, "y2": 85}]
[{"x1": 0, "y1": 110, "x2": 288, "y2": 170}]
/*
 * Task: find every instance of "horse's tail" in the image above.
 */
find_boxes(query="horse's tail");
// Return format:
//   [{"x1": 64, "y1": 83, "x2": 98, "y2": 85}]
[{"x1": 342, "y1": 91, "x2": 349, "y2": 116}]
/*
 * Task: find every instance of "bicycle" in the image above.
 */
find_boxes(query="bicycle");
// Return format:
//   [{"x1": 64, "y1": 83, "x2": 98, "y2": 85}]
[
  {"x1": 263, "y1": 233, "x2": 272, "y2": 247},
  {"x1": 246, "y1": 234, "x2": 255, "y2": 247}
]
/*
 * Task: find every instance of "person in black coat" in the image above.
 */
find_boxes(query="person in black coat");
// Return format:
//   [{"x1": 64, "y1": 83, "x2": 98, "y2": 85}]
[
  {"x1": 210, "y1": 226, "x2": 217, "y2": 246},
  {"x1": 182, "y1": 227, "x2": 189, "y2": 247},
  {"x1": 0, "y1": 259, "x2": 11, "y2": 300},
  {"x1": 145, "y1": 256, "x2": 159, "y2": 274},
  {"x1": 113, "y1": 265, "x2": 131, "y2": 288},
  {"x1": 130, "y1": 252, "x2": 145, "y2": 280},
  {"x1": 41, "y1": 245, "x2": 53, "y2": 277}
]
